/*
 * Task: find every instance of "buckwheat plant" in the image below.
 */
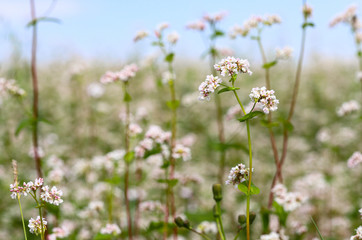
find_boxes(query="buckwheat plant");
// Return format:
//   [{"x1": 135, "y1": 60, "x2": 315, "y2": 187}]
[
  {"x1": 10, "y1": 160, "x2": 63, "y2": 240},
  {"x1": 197, "y1": 56, "x2": 278, "y2": 240},
  {"x1": 230, "y1": 1, "x2": 314, "y2": 211},
  {"x1": 100, "y1": 63, "x2": 139, "y2": 240},
  {"x1": 187, "y1": 11, "x2": 229, "y2": 183},
  {"x1": 135, "y1": 23, "x2": 182, "y2": 239}
]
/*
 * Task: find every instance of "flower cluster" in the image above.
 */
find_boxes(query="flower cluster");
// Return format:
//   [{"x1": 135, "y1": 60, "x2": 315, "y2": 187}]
[
  {"x1": 329, "y1": 5, "x2": 360, "y2": 29},
  {"x1": 139, "y1": 201, "x2": 164, "y2": 212},
  {"x1": 10, "y1": 178, "x2": 44, "y2": 199},
  {"x1": 214, "y1": 56, "x2": 252, "y2": 77},
  {"x1": 49, "y1": 225, "x2": 70, "y2": 240},
  {"x1": 100, "y1": 223, "x2": 121, "y2": 235},
  {"x1": 347, "y1": 151, "x2": 362, "y2": 168},
  {"x1": 167, "y1": 31, "x2": 179, "y2": 44},
  {"x1": 260, "y1": 230, "x2": 288, "y2": 240},
  {"x1": 0, "y1": 78, "x2": 26, "y2": 97},
  {"x1": 225, "y1": 163, "x2": 252, "y2": 186},
  {"x1": 302, "y1": 4, "x2": 313, "y2": 18},
  {"x1": 134, "y1": 30, "x2": 149, "y2": 42},
  {"x1": 198, "y1": 75, "x2": 222, "y2": 101},
  {"x1": 337, "y1": 100, "x2": 360, "y2": 116},
  {"x1": 350, "y1": 226, "x2": 362, "y2": 240},
  {"x1": 249, "y1": 87, "x2": 279, "y2": 114},
  {"x1": 100, "y1": 64, "x2": 138, "y2": 84},
  {"x1": 196, "y1": 221, "x2": 218, "y2": 234},
  {"x1": 186, "y1": 20, "x2": 205, "y2": 31},
  {"x1": 272, "y1": 184, "x2": 306, "y2": 212},
  {"x1": 276, "y1": 46, "x2": 293, "y2": 60},
  {"x1": 162, "y1": 71, "x2": 176, "y2": 84},
  {"x1": 229, "y1": 15, "x2": 281, "y2": 38},
  {"x1": 129, "y1": 123, "x2": 143, "y2": 137},
  {"x1": 28, "y1": 216, "x2": 47, "y2": 235},
  {"x1": 172, "y1": 144, "x2": 191, "y2": 161},
  {"x1": 40, "y1": 186, "x2": 64, "y2": 205},
  {"x1": 203, "y1": 11, "x2": 227, "y2": 23}
]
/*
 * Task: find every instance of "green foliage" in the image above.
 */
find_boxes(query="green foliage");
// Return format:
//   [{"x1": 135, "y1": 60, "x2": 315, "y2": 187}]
[
  {"x1": 262, "y1": 61, "x2": 277, "y2": 69},
  {"x1": 165, "y1": 53, "x2": 175, "y2": 63},
  {"x1": 302, "y1": 22, "x2": 315, "y2": 29},
  {"x1": 166, "y1": 100, "x2": 180, "y2": 110},
  {"x1": 124, "y1": 151, "x2": 135, "y2": 164},
  {"x1": 273, "y1": 201, "x2": 288, "y2": 227},
  {"x1": 237, "y1": 181, "x2": 260, "y2": 196},
  {"x1": 26, "y1": 17, "x2": 61, "y2": 27},
  {"x1": 238, "y1": 111, "x2": 264, "y2": 122},
  {"x1": 217, "y1": 87, "x2": 240, "y2": 94}
]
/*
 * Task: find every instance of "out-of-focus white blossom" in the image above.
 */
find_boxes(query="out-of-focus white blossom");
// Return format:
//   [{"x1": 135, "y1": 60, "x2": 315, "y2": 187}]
[
  {"x1": 0, "y1": 78, "x2": 26, "y2": 97},
  {"x1": 28, "y1": 146, "x2": 45, "y2": 159},
  {"x1": 186, "y1": 20, "x2": 205, "y2": 31},
  {"x1": 129, "y1": 123, "x2": 142, "y2": 137},
  {"x1": 167, "y1": 31, "x2": 179, "y2": 44},
  {"x1": 329, "y1": 5, "x2": 358, "y2": 28},
  {"x1": 86, "y1": 82, "x2": 105, "y2": 98},
  {"x1": 139, "y1": 201, "x2": 164, "y2": 212},
  {"x1": 100, "y1": 64, "x2": 138, "y2": 84},
  {"x1": 134, "y1": 30, "x2": 149, "y2": 42},
  {"x1": 350, "y1": 226, "x2": 362, "y2": 240},
  {"x1": 347, "y1": 151, "x2": 362, "y2": 168},
  {"x1": 196, "y1": 221, "x2": 218, "y2": 234},
  {"x1": 276, "y1": 47, "x2": 293, "y2": 60},
  {"x1": 100, "y1": 223, "x2": 121, "y2": 235},
  {"x1": 172, "y1": 144, "x2": 191, "y2": 161},
  {"x1": 260, "y1": 232, "x2": 281, "y2": 240},
  {"x1": 337, "y1": 100, "x2": 360, "y2": 116},
  {"x1": 272, "y1": 184, "x2": 306, "y2": 212},
  {"x1": 302, "y1": 4, "x2": 313, "y2": 18},
  {"x1": 203, "y1": 11, "x2": 227, "y2": 23},
  {"x1": 48, "y1": 225, "x2": 71, "y2": 240},
  {"x1": 249, "y1": 86, "x2": 279, "y2": 114},
  {"x1": 162, "y1": 71, "x2": 176, "y2": 84}
]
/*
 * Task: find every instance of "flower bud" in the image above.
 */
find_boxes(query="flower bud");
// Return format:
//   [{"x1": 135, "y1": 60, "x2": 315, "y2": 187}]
[
  {"x1": 174, "y1": 217, "x2": 190, "y2": 229},
  {"x1": 250, "y1": 211, "x2": 257, "y2": 225},
  {"x1": 238, "y1": 214, "x2": 247, "y2": 227},
  {"x1": 212, "y1": 184, "x2": 223, "y2": 202}
]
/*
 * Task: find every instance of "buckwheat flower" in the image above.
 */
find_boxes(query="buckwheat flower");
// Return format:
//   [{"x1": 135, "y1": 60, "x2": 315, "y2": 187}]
[
  {"x1": 100, "y1": 223, "x2": 121, "y2": 235},
  {"x1": 359, "y1": 208, "x2": 362, "y2": 219},
  {"x1": 28, "y1": 146, "x2": 45, "y2": 159},
  {"x1": 203, "y1": 11, "x2": 227, "y2": 23},
  {"x1": 134, "y1": 30, "x2": 149, "y2": 42},
  {"x1": 337, "y1": 100, "x2": 360, "y2": 116},
  {"x1": 107, "y1": 149, "x2": 125, "y2": 161},
  {"x1": 88, "y1": 201, "x2": 104, "y2": 212},
  {"x1": 249, "y1": 86, "x2": 279, "y2": 114},
  {"x1": 100, "y1": 64, "x2": 138, "y2": 84},
  {"x1": 350, "y1": 226, "x2": 362, "y2": 240},
  {"x1": 172, "y1": 144, "x2": 191, "y2": 161},
  {"x1": 276, "y1": 46, "x2": 293, "y2": 60},
  {"x1": 186, "y1": 20, "x2": 205, "y2": 31},
  {"x1": 33, "y1": 178, "x2": 44, "y2": 189},
  {"x1": 302, "y1": 4, "x2": 313, "y2": 18},
  {"x1": 244, "y1": 15, "x2": 263, "y2": 29},
  {"x1": 291, "y1": 221, "x2": 307, "y2": 235},
  {"x1": 145, "y1": 125, "x2": 170, "y2": 143},
  {"x1": 229, "y1": 24, "x2": 249, "y2": 38},
  {"x1": 86, "y1": 82, "x2": 104, "y2": 98},
  {"x1": 49, "y1": 225, "x2": 70, "y2": 239},
  {"x1": 0, "y1": 78, "x2": 26, "y2": 96},
  {"x1": 356, "y1": 32, "x2": 362, "y2": 44},
  {"x1": 28, "y1": 216, "x2": 47, "y2": 235},
  {"x1": 272, "y1": 184, "x2": 306, "y2": 212},
  {"x1": 100, "y1": 71, "x2": 117, "y2": 84},
  {"x1": 214, "y1": 56, "x2": 252, "y2": 77},
  {"x1": 180, "y1": 186, "x2": 193, "y2": 199},
  {"x1": 347, "y1": 151, "x2": 362, "y2": 168},
  {"x1": 260, "y1": 232, "x2": 280, "y2": 240},
  {"x1": 272, "y1": 183, "x2": 288, "y2": 196},
  {"x1": 167, "y1": 31, "x2": 180, "y2": 44},
  {"x1": 225, "y1": 163, "x2": 252, "y2": 187},
  {"x1": 198, "y1": 75, "x2": 222, "y2": 101},
  {"x1": 330, "y1": 5, "x2": 358, "y2": 28},
  {"x1": 129, "y1": 123, "x2": 142, "y2": 137},
  {"x1": 139, "y1": 201, "x2": 164, "y2": 212},
  {"x1": 10, "y1": 182, "x2": 30, "y2": 199},
  {"x1": 197, "y1": 221, "x2": 218, "y2": 234},
  {"x1": 157, "y1": 22, "x2": 169, "y2": 32},
  {"x1": 263, "y1": 14, "x2": 282, "y2": 26},
  {"x1": 162, "y1": 71, "x2": 176, "y2": 84},
  {"x1": 40, "y1": 185, "x2": 63, "y2": 205}
]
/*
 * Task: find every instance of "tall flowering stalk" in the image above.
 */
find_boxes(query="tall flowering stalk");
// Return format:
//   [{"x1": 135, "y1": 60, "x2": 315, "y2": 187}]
[
  {"x1": 198, "y1": 56, "x2": 279, "y2": 240},
  {"x1": 134, "y1": 23, "x2": 180, "y2": 239},
  {"x1": 187, "y1": 11, "x2": 228, "y2": 183},
  {"x1": 100, "y1": 64, "x2": 139, "y2": 240}
]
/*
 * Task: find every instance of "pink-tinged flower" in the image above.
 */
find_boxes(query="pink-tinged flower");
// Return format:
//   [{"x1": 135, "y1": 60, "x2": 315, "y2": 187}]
[
  {"x1": 100, "y1": 64, "x2": 139, "y2": 84},
  {"x1": 134, "y1": 30, "x2": 149, "y2": 42},
  {"x1": 129, "y1": 123, "x2": 142, "y2": 137},
  {"x1": 28, "y1": 216, "x2": 47, "y2": 235},
  {"x1": 203, "y1": 11, "x2": 227, "y2": 23},
  {"x1": 214, "y1": 56, "x2": 252, "y2": 77},
  {"x1": 198, "y1": 75, "x2": 222, "y2": 101},
  {"x1": 167, "y1": 31, "x2": 179, "y2": 44},
  {"x1": 263, "y1": 14, "x2": 282, "y2": 26},
  {"x1": 249, "y1": 86, "x2": 279, "y2": 114},
  {"x1": 302, "y1": 4, "x2": 313, "y2": 18},
  {"x1": 272, "y1": 184, "x2": 306, "y2": 212},
  {"x1": 172, "y1": 144, "x2": 191, "y2": 161},
  {"x1": 329, "y1": 5, "x2": 358, "y2": 28},
  {"x1": 145, "y1": 125, "x2": 170, "y2": 144},
  {"x1": 40, "y1": 185, "x2": 63, "y2": 205},
  {"x1": 139, "y1": 201, "x2": 164, "y2": 212},
  {"x1": 0, "y1": 78, "x2": 26, "y2": 96},
  {"x1": 225, "y1": 163, "x2": 252, "y2": 187},
  {"x1": 157, "y1": 22, "x2": 169, "y2": 32},
  {"x1": 48, "y1": 225, "x2": 70, "y2": 240},
  {"x1": 9, "y1": 182, "x2": 31, "y2": 199},
  {"x1": 186, "y1": 20, "x2": 205, "y2": 31},
  {"x1": 276, "y1": 46, "x2": 293, "y2": 60},
  {"x1": 347, "y1": 151, "x2": 362, "y2": 168},
  {"x1": 100, "y1": 223, "x2": 121, "y2": 235},
  {"x1": 229, "y1": 24, "x2": 250, "y2": 38},
  {"x1": 350, "y1": 226, "x2": 362, "y2": 240},
  {"x1": 337, "y1": 100, "x2": 360, "y2": 116}
]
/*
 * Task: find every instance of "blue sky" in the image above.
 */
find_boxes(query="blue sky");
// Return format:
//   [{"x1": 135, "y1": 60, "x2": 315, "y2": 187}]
[{"x1": 0, "y1": 0, "x2": 361, "y2": 64}]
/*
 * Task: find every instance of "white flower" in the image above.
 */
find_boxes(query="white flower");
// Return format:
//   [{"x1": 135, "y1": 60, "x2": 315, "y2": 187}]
[
  {"x1": 350, "y1": 226, "x2": 362, "y2": 240},
  {"x1": 225, "y1": 163, "x2": 252, "y2": 186},
  {"x1": 302, "y1": 4, "x2": 313, "y2": 18},
  {"x1": 337, "y1": 100, "x2": 360, "y2": 116},
  {"x1": 197, "y1": 221, "x2": 218, "y2": 234},
  {"x1": 203, "y1": 11, "x2": 227, "y2": 23},
  {"x1": 162, "y1": 71, "x2": 176, "y2": 84},
  {"x1": 260, "y1": 232, "x2": 280, "y2": 240},
  {"x1": 276, "y1": 46, "x2": 293, "y2": 60},
  {"x1": 167, "y1": 31, "x2": 179, "y2": 44},
  {"x1": 129, "y1": 123, "x2": 142, "y2": 137},
  {"x1": 86, "y1": 82, "x2": 105, "y2": 98},
  {"x1": 347, "y1": 151, "x2": 362, "y2": 168},
  {"x1": 198, "y1": 75, "x2": 222, "y2": 101},
  {"x1": 100, "y1": 64, "x2": 138, "y2": 84},
  {"x1": 186, "y1": 20, "x2": 205, "y2": 31},
  {"x1": 40, "y1": 186, "x2": 63, "y2": 205},
  {"x1": 134, "y1": 30, "x2": 149, "y2": 42},
  {"x1": 100, "y1": 223, "x2": 121, "y2": 235},
  {"x1": 249, "y1": 86, "x2": 279, "y2": 114},
  {"x1": 28, "y1": 216, "x2": 47, "y2": 235},
  {"x1": 157, "y1": 22, "x2": 169, "y2": 32},
  {"x1": 172, "y1": 144, "x2": 191, "y2": 161},
  {"x1": 272, "y1": 184, "x2": 306, "y2": 212},
  {"x1": 214, "y1": 56, "x2": 252, "y2": 77},
  {"x1": 139, "y1": 201, "x2": 164, "y2": 212}
]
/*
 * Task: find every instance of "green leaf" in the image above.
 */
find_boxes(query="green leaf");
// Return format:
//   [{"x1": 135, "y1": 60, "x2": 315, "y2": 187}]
[
  {"x1": 124, "y1": 151, "x2": 135, "y2": 164},
  {"x1": 217, "y1": 87, "x2": 239, "y2": 94},
  {"x1": 27, "y1": 17, "x2": 61, "y2": 27},
  {"x1": 211, "y1": 30, "x2": 224, "y2": 39},
  {"x1": 358, "y1": 51, "x2": 362, "y2": 57},
  {"x1": 237, "y1": 182, "x2": 260, "y2": 195},
  {"x1": 123, "y1": 91, "x2": 132, "y2": 102},
  {"x1": 283, "y1": 120, "x2": 294, "y2": 132},
  {"x1": 250, "y1": 182, "x2": 260, "y2": 195},
  {"x1": 238, "y1": 183, "x2": 249, "y2": 195},
  {"x1": 151, "y1": 41, "x2": 164, "y2": 47},
  {"x1": 160, "y1": 160, "x2": 170, "y2": 169},
  {"x1": 302, "y1": 22, "x2": 315, "y2": 29},
  {"x1": 166, "y1": 100, "x2": 180, "y2": 110},
  {"x1": 273, "y1": 201, "x2": 289, "y2": 227},
  {"x1": 93, "y1": 233, "x2": 113, "y2": 240},
  {"x1": 105, "y1": 176, "x2": 122, "y2": 185},
  {"x1": 15, "y1": 118, "x2": 34, "y2": 136},
  {"x1": 210, "y1": 47, "x2": 217, "y2": 57},
  {"x1": 238, "y1": 111, "x2": 264, "y2": 122},
  {"x1": 157, "y1": 179, "x2": 178, "y2": 188},
  {"x1": 262, "y1": 60, "x2": 277, "y2": 69},
  {"x1": 165, "y1": 53, "x2": 174, "y2": 63},
  {"x1": 148, "y1": 221, "x2": 175, "y2": 232}
]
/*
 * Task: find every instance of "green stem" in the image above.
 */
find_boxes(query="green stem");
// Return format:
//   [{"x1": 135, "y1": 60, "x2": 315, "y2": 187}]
[
  {"x1": 17, "y1": 194, "x2": 28, "y2": 240},
  {"x1": 215, "y1": 202, "x2": 226, "y2": 240},
  {"x1": 233, "y1": 229, "x2": 243, "y2": 240},
  {"x1": 31, "y1": 193, "x2": 45, "y2": 240},
  {"x1": 189, "y1": 228, "x2": 213, "y2": 240},
  {"x1": 232, "y1": 88, "x2": 253, "y2": 240}
]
